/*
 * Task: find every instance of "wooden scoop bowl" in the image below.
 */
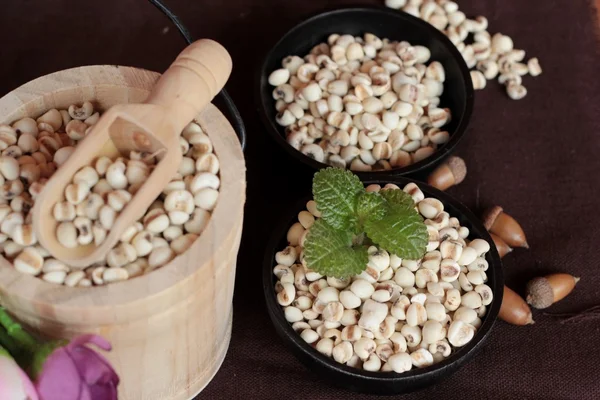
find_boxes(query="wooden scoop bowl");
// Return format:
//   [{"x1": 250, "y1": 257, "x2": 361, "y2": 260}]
[{"x1": 32, "y1": 39, "x2": 232, "y2": 269}]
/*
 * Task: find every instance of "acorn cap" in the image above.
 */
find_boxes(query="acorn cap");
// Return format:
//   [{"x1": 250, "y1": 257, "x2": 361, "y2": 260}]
[
  {"x1": 526, "y1": 277, "x2": 554, "y2": 309},
  {"x1": 482, "y1": 205, "x2": 503, "y2": 231},
  {"x1": 447, "y1": 156, "x2": 467, "y2": 184}
]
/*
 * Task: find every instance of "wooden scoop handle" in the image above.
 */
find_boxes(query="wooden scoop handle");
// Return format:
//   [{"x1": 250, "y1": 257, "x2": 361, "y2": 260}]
[{"x1": 145, "y1": 39, "x2": 232, "y2": 134}]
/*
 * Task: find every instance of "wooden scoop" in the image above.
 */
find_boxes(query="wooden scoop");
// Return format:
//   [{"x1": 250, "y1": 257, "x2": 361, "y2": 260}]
[{"x1": 32, "y1": 39, "x2": 232, "y2": 269}]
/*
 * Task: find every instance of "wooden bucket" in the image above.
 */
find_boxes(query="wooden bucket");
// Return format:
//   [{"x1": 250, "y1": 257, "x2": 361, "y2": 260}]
[{"x1": 0, "y1": 66, "x2": 246, "y2": 400}]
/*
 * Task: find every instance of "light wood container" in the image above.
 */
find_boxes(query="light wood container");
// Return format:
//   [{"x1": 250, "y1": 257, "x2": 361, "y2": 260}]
[{"x1": 0, "y1": 66, "x2": 246, "y2": 400}]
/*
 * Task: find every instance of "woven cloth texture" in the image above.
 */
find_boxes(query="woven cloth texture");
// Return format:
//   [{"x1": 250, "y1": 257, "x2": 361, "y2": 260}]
[{"x1": 1, "y1": 1, "x2": 599, "y2": 399}]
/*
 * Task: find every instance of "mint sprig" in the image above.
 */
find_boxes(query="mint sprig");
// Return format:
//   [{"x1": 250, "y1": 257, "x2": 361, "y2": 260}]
[
  {"x1": 379, "y1": 188, "x2": 415, "y2": 211},
  {"x1": 303, "y1": 168, "x2": 428, "y2": 278},
  {"x1": 303, "y1": 219, "x2": 369, "y2": 277},
  {"x1": 357, "y1": 192, "x2": 386, "y2": 222},
  {"x1": 363, "y1": 206, "x2": 428, "y2": 260},
  {"x1": 312, "y1": 168, "x2": 363, "y2": 231}
]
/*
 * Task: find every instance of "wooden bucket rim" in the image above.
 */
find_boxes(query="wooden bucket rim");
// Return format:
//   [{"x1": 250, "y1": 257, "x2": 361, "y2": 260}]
[{"x1": 0, "y1": 65, "x2": 246, "y2": 316}]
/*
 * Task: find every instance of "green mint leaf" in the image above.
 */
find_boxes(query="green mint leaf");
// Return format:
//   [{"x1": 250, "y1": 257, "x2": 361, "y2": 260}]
[
  {"x1": 363, "y1": 206, "x2": 428, "y2": 260},
  {"x1": 312, "y1": 168, "x2": 364, "y2": 230},
  {"x1": 303, "y1": 218, "x2": 368, "y2": 278},
  {"x1": 380, "y1": 189, "x2": 415, "y2": 211},
  {"x1": 357, "y1": 192, "x2": 386, "y2": 222}
]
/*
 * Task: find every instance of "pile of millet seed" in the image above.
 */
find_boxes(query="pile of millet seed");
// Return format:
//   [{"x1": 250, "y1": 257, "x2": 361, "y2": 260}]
[
  {"x1": 385, "y1": 0, "x2": 542, "y2": 98},
  {"x1": 273, "y1": 182, "x2": 494, "y2": 373},
  {"x1": 1, "y1": 102, "x2": 220, "y2": 287},
  {"x1": 268, "y1": 33, "x2": 452, "y2": 172}
]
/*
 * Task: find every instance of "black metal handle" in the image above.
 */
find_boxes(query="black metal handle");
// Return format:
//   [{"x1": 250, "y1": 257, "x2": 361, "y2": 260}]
[{"x1": 148, "y1": 0, "x2": 247, "y2": 151}]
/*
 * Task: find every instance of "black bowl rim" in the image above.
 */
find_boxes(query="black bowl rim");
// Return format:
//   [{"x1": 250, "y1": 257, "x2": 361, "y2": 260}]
[
  {"x1": 256, "y1": 6, "x2": 475, "y2": 178},
  {"x1": 262, "y1": 177, "x2": 503, "y2": 387}
]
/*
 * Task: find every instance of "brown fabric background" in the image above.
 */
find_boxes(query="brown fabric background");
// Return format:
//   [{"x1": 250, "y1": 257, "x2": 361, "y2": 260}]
[{"x1": 1, "y1": 1, "x2": 600, "y2": 399}]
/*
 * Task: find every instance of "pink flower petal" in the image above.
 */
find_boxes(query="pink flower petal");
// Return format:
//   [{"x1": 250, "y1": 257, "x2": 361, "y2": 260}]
[
  {"x1": 37, "y1": 335, "x2": 119, "y2": 400},
  {"x1": 0, "y1": 356, "x2": 39, "y2": 400},
  {"x1": 65, "y1": 345, "x2": 119, "y2": 387},
  {"x1": 89, "y1": 383, "x2": 118, "y2": 400},
  {"x1": 17, "y1": 368, "x2": 40, "y2": 400},
  {"x1": 35, "y1": 348, "x2": 83, "y2": 400},
  {"x1": 68, "y1": 335, "x2": 112, "y2": 352}
]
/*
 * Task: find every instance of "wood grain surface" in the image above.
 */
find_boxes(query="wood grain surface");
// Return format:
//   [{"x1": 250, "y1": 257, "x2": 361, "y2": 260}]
[{"x1": 0, "y1": 66, "x2": 246, "y2": 400}]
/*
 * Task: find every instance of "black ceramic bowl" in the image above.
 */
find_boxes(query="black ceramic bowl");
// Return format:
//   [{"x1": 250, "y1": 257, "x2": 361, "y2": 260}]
[
  {"x1": 257, "y1": 7, "x2": 474, "y2": 179},
  {"x1": 263, "y1": 177, "x2": 503, "y2": 395}
]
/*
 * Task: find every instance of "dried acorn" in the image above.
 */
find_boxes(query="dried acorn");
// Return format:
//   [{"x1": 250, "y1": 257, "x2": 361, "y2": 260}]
[
  {"x1": 482, "y1": 206, "x2": 528, "y2": 248},
  {"x1": 526, "y1": 273, "x2": 580, "y2": 309},
  {"x1": 427, "y1": 156, "x2": 467, "y2": 191},
  {"x1": 499, "y1": 285, "x2": 534, "y2": 325},
  {"x1": 490, "y1": 233, "x2": 512, "y2": 258}
]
